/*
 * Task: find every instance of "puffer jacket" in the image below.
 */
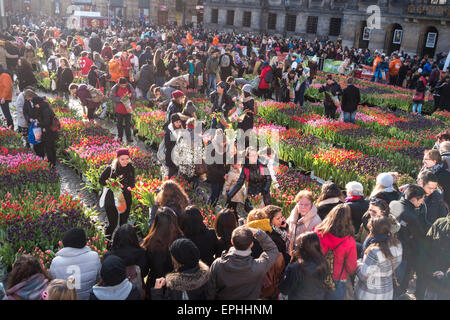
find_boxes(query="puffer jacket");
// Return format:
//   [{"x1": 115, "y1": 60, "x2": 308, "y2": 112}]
[
  {"x1": 49, "y1": 246, "x2": 102, "y2": 300},
  {"x1": 151, "y1": 262, "x2": 210, "y2": 300}
]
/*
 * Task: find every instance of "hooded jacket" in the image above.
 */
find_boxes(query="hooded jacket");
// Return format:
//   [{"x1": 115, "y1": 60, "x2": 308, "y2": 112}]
[
  {"x1": 49, "y1": 246, "x2": 101, "y2": 300},
  {"x1": 316, "y1": 231, "x2": 357, "y2": 281},
  {"x1": 207, "y1": 229, "x2": 279, "y2": 300},
  {"x1": 89, "y1": 279, "x2": 142, "y2": 300},
  {"x1": 151, "y1": 262, "x2": 210, "y2": 300}
]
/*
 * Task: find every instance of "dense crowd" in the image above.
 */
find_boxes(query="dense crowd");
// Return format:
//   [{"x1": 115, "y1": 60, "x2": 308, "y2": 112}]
[{"x1": 0, "y1": 22, "x2": 449, "y2": 301}]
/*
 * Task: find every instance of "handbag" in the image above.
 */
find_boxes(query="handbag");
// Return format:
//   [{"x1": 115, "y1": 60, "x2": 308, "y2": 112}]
[{"x1": 413, "y1": 91, "x2": 424, "y2": 102}]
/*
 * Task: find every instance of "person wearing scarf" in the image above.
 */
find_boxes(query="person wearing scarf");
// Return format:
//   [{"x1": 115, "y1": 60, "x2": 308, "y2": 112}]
[
  {"x1": 286, "y1": 191, "x2": 322, "y2": 255},
  {"x1": 419, "y1": 150, "x2": 450, "y2": 207}
]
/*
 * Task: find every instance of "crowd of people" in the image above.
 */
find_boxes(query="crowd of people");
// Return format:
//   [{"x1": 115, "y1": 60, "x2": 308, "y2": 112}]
[{"x1": 0, "y1": 21, "x2": 450, "y2": 300}]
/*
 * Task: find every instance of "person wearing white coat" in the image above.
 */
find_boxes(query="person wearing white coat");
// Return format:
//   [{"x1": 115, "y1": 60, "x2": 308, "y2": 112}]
[{"x1": 49, "y1": 228, "x2": 101, "y2": 300}]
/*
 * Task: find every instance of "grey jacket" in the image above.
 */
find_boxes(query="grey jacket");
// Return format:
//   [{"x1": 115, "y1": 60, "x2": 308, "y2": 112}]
[
  {"x1": 205, "y1": 56, "x2": 220, "y2": 75},
  {"x1": 49, "y1": 246, "x2": 101, "y2": 300},
  {"x1": 207, "y1": 229, "x2": 278, "y2": 300}
]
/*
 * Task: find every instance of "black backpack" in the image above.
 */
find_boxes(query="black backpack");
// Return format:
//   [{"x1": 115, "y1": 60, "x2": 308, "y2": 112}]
[{"x1": 264, "y1": 67, "x2": 273, "y2": 84}]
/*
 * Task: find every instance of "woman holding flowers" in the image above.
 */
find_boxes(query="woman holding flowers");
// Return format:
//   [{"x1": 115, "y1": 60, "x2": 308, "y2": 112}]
[{"x1": 99, "y1": 148, "x2": 136, "y2": 242}]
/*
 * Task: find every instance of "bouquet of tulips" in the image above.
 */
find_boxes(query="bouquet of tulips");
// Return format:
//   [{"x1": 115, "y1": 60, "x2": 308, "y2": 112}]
[{"x1": 105, "y1": 176, "x2": 127, "y2": 214}]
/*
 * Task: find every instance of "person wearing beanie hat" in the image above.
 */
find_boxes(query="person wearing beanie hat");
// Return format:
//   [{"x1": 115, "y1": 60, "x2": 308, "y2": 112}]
[
  {"x1": 99, "y1": 147, "x2": 135, "y2": 241},
  {"x1": 49, "y1": 228, "x2": 101, "y2": 300},
  {"x1": 370, "y1": 173, "x2": 401, "y2": 204},
  {"x1": 165, "y1": 90, "x2": 186, "y2": 127},
  {"x1": 90, "y1": 255, "x2": 142, "y2": 300},
  {"x1": 151, "y1": 239, "x2": 210, "y2": 300},
  {"x1": 236, "y1": 81, "x2": 256, "y2": 132}
]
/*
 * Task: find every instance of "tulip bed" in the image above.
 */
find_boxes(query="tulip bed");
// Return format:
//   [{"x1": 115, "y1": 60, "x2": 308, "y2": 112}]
[
  {"x1": 305, "y1": 72, "x2": 435, "y2": 114},
  {"x1": 257, "y1": 97, "x2": 447, "y2": 193}
]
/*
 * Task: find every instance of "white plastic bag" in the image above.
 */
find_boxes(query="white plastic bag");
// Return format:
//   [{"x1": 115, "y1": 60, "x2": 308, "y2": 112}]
[
  {"x1": 33, "y1": 127, "x2": 42, "y2": 141},
  {"x1": 99, "y1": 187, "x2": 109, "y2": 208}
]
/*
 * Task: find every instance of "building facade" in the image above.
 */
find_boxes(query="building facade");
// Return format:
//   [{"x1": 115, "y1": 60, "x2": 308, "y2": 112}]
[
  {"x1": 3, "y1": 0, "x2": 203, "y2": 27},
  {"x1": 203, "y1": 0, "x2": 450, "y2": 57}
]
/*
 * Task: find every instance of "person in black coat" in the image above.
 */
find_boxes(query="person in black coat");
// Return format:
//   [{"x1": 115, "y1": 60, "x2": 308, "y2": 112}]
[
  {"x1": 142, "y1": 207, "x2": 183, "y2": 299},
  {"x1": 104, "y1": 224, "x2": 149, "y2": 280},
  {"x1": 164, "y1": 90, "x2": 185, "y2": 127},
  {"x1": 99, "y1": 148, "x2": 136, "y2": 241},
  {"x1": 88, "y1": 33, "x2": 103, "y2": 55},
  {"x1": 210, "y1": 81, "x2": 234, "y2": 130},
  {"x1": 341, "y1": 77, "x2": 360, "y2": 124},
  {"x1": 206, "y1": 130, "x2": 232, "y2": 207},
  {"x1": 16, "y1": 58, "x2": 37, "y2": 92},
  {"x1": 32, "y1": 96, "x2": 58, "y2": 167},
  {"x1": 179, "y1": 206, "x2": 220, "y2": 266},
  {"x1": 227, "y1": 146, "x2": 272, "y2": 211},
  {"x1": 89, "y1": 255, "x2": 142, "y2": 300},
  {"x1": 318, "y1": 75, "x2": 342, "y2": 119},
  {"x1": 151, "y1": 238, "x2": 210, "y2": 300},
  {"x1": 263, "y1": 205, "x2": 291, "y2": 266},
  {"x1": 136, "y1": 62, "x2": 155, "y2": 100},
  {"x1": 279, "y1": 232, "x2": 328, "y2": 300},
  {"x1": 236, "y1": 85, "x2": 256, "y2": 132},
  {"x1": 56, "y1": 58, "x2": 73, "y2": 99},
  {"x1": 434, "y1": 76, "x2": 450, "y2": 112},
  {"x1": 345, "y1": 181, "x2": 370, "y2": 234}
]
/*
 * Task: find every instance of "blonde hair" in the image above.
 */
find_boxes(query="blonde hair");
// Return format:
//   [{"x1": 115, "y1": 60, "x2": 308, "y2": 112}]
[
  {"x1": 294, "y1": 190, "x2": 314, "y2": 204},
  {"x1": 247, "y1": 209, "x2": 267, "y2": 222},
  {"x1": 46, "y1": 277, "x2": 78, "y2": 300}
]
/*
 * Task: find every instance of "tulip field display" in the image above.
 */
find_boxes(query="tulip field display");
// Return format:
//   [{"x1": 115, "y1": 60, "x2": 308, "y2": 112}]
[
  {"x1": 0, "y1": 192, "x2": 105, "y2": 270},
  {"x1": 0, "y1": 152, "x2": 60, "y2": 197},
  {"x1": 134, "y1": 107, "x2": 166, "y2": 147},
  {"x1": 430, "y1": 110, "x2": 450, "y2": 123}
]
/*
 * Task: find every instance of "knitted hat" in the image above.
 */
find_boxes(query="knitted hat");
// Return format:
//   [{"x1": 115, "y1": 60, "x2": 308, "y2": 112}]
[
  {"x1": 171, "y1": 113, "x2": 181, "y2": 123},
  {"x1": 169, "y1": 238, "x2": 200, "y2": 270},
  {"x1": 376, "y1": 173, "x2": 394, "y2": 188},
  {"x1": 62, "y1": 228, "x2": 87, "y2": 249},
  {"x1": 172, "y1": 90, "x2": 185, "y2": 99},
  {"x1": 100, "y1": 255, "x2": 127, "y2": 286},
  {"x1": 116, "y1": 148, "x2": 130, "y2": 158}
]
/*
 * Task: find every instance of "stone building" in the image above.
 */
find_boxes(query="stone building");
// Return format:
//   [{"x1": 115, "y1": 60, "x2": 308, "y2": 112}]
[
  {"x1": 203, "y1": 0, "x2": 450, "y2": 57},
  {"x1": 3, "y1": 0, "x2": 203, "y2": 27}
]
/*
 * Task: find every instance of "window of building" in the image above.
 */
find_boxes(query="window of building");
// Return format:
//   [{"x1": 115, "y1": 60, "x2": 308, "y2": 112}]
[
  {"x1": 329, "y1": 18, "x2": 342, "y2": 36},
  {"x1": 226, "y1": 10, "x2": 235, "y2": 26},
  {"x1": 268, "y1": 13, "x2": 277, "y2": 30},
  {"x1": 176, "y1": 0, "x2": 183, "y2": 11},
  {"x1": 286, "y1": 14, "x2": 296, "y2": 32},
  {"x1": 243, "y1": 11, "x2": 252, "y2": 28},
  {"x1": 306, "y1": 16, "x2": 318, "y2": 34},
  {"x1": 211, "y1": 8, "x2": 218, "y2": 24}
]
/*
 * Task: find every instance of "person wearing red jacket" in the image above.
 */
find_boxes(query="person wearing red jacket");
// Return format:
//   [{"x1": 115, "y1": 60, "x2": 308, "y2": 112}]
[
  {"x1": 315, "y1": 203, "x2": 357, "y2": 300},
  {"x1": 79, "y1": 51, "x2": 94, "y2": 77},
  {"x1": 258, "y1": 61, "x2": 272, "y2": 99},
  {"x1": 110, "y1": 78, "x2": 136, "y2": 144},
  {"x1": 119, "y1": 51, "x2": 132, "y2": 82}
]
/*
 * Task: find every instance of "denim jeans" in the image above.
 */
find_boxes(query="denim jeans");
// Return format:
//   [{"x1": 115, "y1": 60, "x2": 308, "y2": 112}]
[
  {"x1": 343, "y1": 111, "x2": 357, "y2": 123},
  {"x1": 208, "y1": 182, "x2": 224, "y2": 207},
  {"x1": 412, "y1": 103, "x2": 422, "y2": 114},
  {"x1": 116, "y1": 113, "x2": 132, "y2": 140},
  {"x1": 326, "y1": 280, "x2": 347, "y2": 300},
  {"x1": 294, "y1": 83, "x2": 306, "y2": 107},
  {"x1": 1, "y1": 101, "x2": 14, "y2": 129},
  {"x1": 207, "y1": 74, "x2": 217, "y2": 94}
]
